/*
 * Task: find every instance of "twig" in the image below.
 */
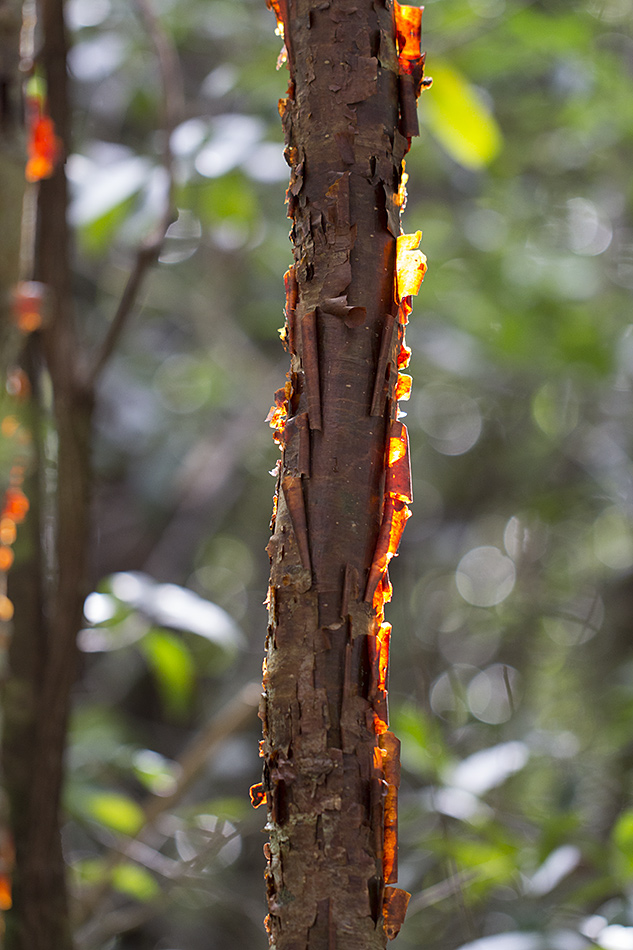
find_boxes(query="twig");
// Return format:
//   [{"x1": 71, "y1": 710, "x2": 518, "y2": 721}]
[
  {"x1": 87, "y1": 0, "x2": 184, "y2": 385},
  {"x1": 406, "y1": 869, "x2": 478, "y2": 916},
  {"x1": 142, "y1": 681, "x2": 261, "y2": 827},
  {"x1": 74, "y1": 681, "x2": 261, "y2": 926}
]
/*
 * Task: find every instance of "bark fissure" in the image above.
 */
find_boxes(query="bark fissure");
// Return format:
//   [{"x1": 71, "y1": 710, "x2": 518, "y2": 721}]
[{"x1": 259, "y1": 1, "x2": 428, "y2": 947}]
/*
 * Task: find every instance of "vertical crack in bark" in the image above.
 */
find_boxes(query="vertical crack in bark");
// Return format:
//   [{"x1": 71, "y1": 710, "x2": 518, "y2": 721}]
[{"x1": 259, "y1": 1, "x2": 429, "y2": 947}]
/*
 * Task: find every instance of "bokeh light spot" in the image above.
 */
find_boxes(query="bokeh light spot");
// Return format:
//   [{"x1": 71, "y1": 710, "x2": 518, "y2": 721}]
[
  {"x1": 467, "y1": 664, "x2": 521, "y2": 724},
  {"x1": 532, "y1": 380, "x2": 579, "y2": 438},
  {"x1": 416, "y1": 384, "x2": 482, "y2": 456},
  {"x1": 456, "y1": 546, "x2": 516, "y2": 607},
  {"x1": 0, "y1": 596, "x2": 14, "y2": 622},
  {"x1": 594, "y1": 506, "x2": 633, "y2": 570}
]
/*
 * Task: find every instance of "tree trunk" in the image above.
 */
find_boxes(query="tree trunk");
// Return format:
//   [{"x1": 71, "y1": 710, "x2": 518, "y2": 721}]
[
  {"x1": 258, "y1": 1, "x2": 427, "y2": 947},
  {"x1": 0, "y1": 0, "x2": 26, "y2": 345},
  {"x1": 2, "y1": 1, "x2": 91, "y2": 947}
]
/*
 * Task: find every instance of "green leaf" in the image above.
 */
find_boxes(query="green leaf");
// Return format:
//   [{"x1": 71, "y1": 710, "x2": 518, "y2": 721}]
[
  {"x1": 611, "y1": 808, "x2": 633, "y2": 880},
  {"x1": 139, "y1": 628, "x2": 195, "y2": 719},
  {"x1": 189, "y1": 171, "x2": 258, "y2": 227},
  {"x1": 72, "y1": 857, "x2": 159, "y2": 902},
  {"x1": 82, "y1": 791, "x2": 144, "y2": 836},
  {"x1": 78, "y1": 195, "x2": 137, "y2": 256},
  {"x1": 71, "y1": 856, "x2": 105, "y2": 887},
  {"x1": 424, "y1": 60, "x2": 502, "y2": 170},
  {"x1": 392, "y1": 702, "x2": 450, "y2": 779},
  {"x1": 111, "y1": 863, "x2": 160, "y2": 902},
  {"x1": 132, "y1": 748, "x2": 179, "y2": 796}
]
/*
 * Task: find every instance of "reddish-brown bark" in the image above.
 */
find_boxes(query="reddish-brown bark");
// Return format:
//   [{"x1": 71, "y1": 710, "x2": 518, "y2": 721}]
[{"x1": 257, "y1": 1, "x2": 428, "y2": 947}]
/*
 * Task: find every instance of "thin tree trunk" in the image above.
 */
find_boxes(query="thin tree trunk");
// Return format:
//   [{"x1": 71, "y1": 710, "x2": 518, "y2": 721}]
[
  {"x1": 2, "y1": 1, "x2": 91, "y2": 946},
  {"x1": 0, "y1": 0, "x2": 25, "y2": 341},
  {"x1": 258, "y1": 1, "x2": 427, "y2": 947}
]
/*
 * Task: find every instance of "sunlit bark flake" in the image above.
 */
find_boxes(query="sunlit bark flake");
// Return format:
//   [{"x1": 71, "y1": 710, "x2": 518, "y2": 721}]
[
  {"x1": 396, "y1": 231, "x2": 427, "y2": 301},
  {"x1": 265, "y1": 0, "x2": 290, "y2": 69},
  {"x1": 396, "y1": 164, "x2": 409, "y2": 211},
  {"x1": 365, "y1": 497, "x2": 411, "y2": 606},
  {"x1": 265, "y1": 381, "x2": 292, "y2": 442},
  {"x1": 249, "y1": 782, "x2": 267, "y2": 808},
  {"x1": 394, "y1": 2, "x2": 422, "y2": 71},
  {"x1": 386, "y1": 421, "x2": 413, "y2": 505},
  {"x1": 379, "y1": 731, "x2": 401, "y2": 884},
  {"x1": 395, "y1": 373, "x2": 412, "y2": 401},
  {"x1": 377, "y1": 622, "x2": 391, "y2": 694},
  {"x1": 382, "y1": 887, "x2": 411, "y2": 941},
  {"x1": 397, "y1": 341, "x2": 412, "y2": 369}
]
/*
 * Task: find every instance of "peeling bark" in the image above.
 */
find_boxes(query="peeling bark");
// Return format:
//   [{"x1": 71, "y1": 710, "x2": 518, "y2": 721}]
[{"x1": 258, "y1": 2, "x2": 428, "y2": 947}]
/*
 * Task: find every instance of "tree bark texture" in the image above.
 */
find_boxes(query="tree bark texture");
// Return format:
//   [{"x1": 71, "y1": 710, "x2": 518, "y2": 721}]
[{"x1": 257, "y1": 1, "x2": 428, "y2": 947}]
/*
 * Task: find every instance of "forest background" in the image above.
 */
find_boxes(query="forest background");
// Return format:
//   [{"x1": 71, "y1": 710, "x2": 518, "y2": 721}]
[{"x1": 3, "y1": 0, "x2": 633, "y2": 948}]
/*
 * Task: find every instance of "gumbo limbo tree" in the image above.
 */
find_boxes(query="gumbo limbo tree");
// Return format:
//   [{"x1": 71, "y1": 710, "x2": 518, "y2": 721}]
[{"x1": 253, "y1": 1, "x2": 429, "y2": 946}]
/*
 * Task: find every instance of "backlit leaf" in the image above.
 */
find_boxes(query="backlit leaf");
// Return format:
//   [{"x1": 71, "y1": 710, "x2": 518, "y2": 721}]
[
  {"x1": 82, "y1": 791, "x2": 144, "y2": 836},
  {"x1": 424, "y1": 60, "x2": 502, "y2": 170},
  {"x1": 111, "y1": 863, "x2": 160, "y2": 901},
  {"x1": 140, "y1": 628, "x2": 195, "y2": 719}
]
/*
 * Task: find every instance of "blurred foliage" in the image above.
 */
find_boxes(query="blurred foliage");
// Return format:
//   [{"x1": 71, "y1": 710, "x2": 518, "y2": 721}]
[{"x1": 6, "y1": 0, "x2": 633, "y2": 946}]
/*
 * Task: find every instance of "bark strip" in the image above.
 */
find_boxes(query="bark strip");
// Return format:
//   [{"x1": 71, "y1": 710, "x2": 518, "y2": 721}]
[{"x1": 259, "y1": 1, "x2": 429, "y2": 947}]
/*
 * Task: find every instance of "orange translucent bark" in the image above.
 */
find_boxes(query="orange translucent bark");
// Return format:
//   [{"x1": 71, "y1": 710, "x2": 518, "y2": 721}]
[
  {"x1": 371, "y1": 711, "x2": 389, "y2": 736},
  {"x1": 386, "y1": 421, "x2": 412, "y2": 504},
  {"x1": 395, "y1": 163, "x2": 408, "y2": 210},
  {"x1": 396, "y1": 231, "x2": 427, "y2": 301},
  {"x1": 265, "y1": 382, "x2": 292, "y2": 442},
  {"x1": 387, "y1": 422, "x2": 407, "y2": 468},
  {"x1": 382, "y1": 887, "x2": 411, "y2": 941},
  {"x1": 397, "y1": 341, "x2": 411, "y2": 369},
  {"x1": 249, "y1": 782, "x2": 267, "y2": 808},
  {"x1": 377, "y1": 622, "x2": 391, "y2": 694},
  {"x1": 266, "y1": 0, "x2": 284, "y2": 33},
  {"x1": 265, "y1": 0, "x2": 289, "y2": 68},
  {"x1": 397, "y1": 297, "x2": 412, "y2": 326},
  {"x1": 394, "y1": 1, "x2": 422, "y2": 70},
  {"x1": 395, "y1": 373, "x2": 412, "y2": 402},
  {"x1": 365, "y1": 497, "x2": 411, "y2": 605},
  {"x1": 379, "y1": 731, "x2": 401, "y2": 884}
]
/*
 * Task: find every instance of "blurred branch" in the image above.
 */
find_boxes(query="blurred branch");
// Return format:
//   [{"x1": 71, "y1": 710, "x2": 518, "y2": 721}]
[
  {"x1": 76, "y1": 870, "x2": 263, "y2": 950},
  {"x1": 406, "y1": 870, "x2": 477, "y2": 916},
  {"x1": 87, "y1": 0, "x2": 185, "y2": 386},
  {"x1": 75, "y1": 681, "x2": 261, "y2": 927},
  {"x1": 142, "y1": 680, "x2": 261, "y2": 827}
]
